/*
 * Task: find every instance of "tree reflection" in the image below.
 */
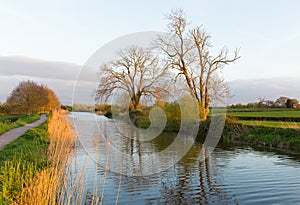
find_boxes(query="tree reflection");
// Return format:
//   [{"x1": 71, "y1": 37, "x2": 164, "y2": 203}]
[{"x1": 93, "y1": 117, "x2": 238, "y2": 204}]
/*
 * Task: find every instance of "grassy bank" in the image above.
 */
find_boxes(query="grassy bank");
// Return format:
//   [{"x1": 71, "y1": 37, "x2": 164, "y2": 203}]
[
  {"x1": 0, "y1": 111, "x2": 75, "y2": 204},
  {"x1": 0, "y1": 121, "x2": 49, "y2": 204},
  {"x1": 0, "y1": 114, "x2": 40, "y2": 135},
  {"x1": 135, "y1": 107, "x2": 300, "y2": 153},
  {"x1": 238, "y1": 120, "x2": 300, "y2": 129},
  {"x1": 223, "y1": 122, "x2": 300, "y2": 153}
]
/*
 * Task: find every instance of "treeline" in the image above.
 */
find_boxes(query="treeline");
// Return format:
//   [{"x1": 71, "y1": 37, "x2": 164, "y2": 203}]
[
  {"x1": 61, "y1": 104, "x2": 112, "y2": 114},
  {"x1": 230, "y1": 96, "x2": 300, "y2": 109},
  {"x1": 0, "y1": 81, "x2": 60, "y2": 115}
]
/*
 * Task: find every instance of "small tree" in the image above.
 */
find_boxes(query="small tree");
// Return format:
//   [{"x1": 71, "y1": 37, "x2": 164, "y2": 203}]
[
  {"x1": 7, "y1": 81, "x2": 49, "y2": 115},
  {"x1": 286, "y1": 98, "x2": 299, "y2": 108},
  {"x1": 275, "y1": 96, "x2": 288, "y2": 108}
]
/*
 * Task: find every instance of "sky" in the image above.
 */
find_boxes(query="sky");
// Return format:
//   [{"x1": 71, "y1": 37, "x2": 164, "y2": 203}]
[{"x1": 0, "y1": 0, "x2": 300, "y2": 104}]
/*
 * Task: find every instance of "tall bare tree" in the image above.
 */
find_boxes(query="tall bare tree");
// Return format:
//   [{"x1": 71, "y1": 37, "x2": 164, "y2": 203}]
[
  {"x1": 96, "y1": 47, "x2": 168, "y2": 110},
  {"x1": 157, "y1": 9, "x2": 240, "y2": 120}
]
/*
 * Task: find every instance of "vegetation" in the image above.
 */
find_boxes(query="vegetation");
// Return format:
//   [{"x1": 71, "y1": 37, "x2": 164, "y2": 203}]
[
  {"x1": 96, "y1": 9, "x2": 240, "y2": 120},
  {"x1": 61, "y1": 105, "x2": 73, "y2": 112},
  {"x1": 0, "y1": 114, "x2": 40, "y2": 135},
  {"x1": 3, "y1": 81, "x2": 60, "y2": 115},
  {"x1": 156, "y1": 9, "x2": 240, "y2": 120},
  {"x1": 0, "y1": 79, "x2": 74, "y2": 204},
  {"x1": 0, "y1": 122, "x2": 49, "y2": 204},
  {"x1": 96, "y1": 47, "x2": 168, "y2": 111},
  {"x1": 238, "y1": 120, "x2": 300, "y2": 129},
  {"x1": 230, "y1": 96, "x2": 300, "y2": 109},
  {"x1": 0, "y1": 111, "x2": 75, "y2": 204},
  {"x1": 72, "y1": 104, "x2": 93, "y2": 112},
  {"x1": 227, "y1": 110, "x2": 300, "y2": 118},
  {"x1": 134, "y1": 102, "x2": 300, "y2": 153},
  {"x1": 223, "y1": 122, "x2": 300, "y2": 153},
  {"x1": 286, "y1": 98, "x2": 299, "y2": 108}
]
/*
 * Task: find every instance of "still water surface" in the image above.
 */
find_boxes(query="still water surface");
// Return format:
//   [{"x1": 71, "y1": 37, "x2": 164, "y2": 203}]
[{"x1": 69, "y1": 112, "x2": 300, "y2": 204}]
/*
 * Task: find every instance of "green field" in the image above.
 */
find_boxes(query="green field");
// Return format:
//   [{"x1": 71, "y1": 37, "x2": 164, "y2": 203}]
[
  {"x1": 224, "y1": 108, "x2": 300, "y2": 129},
  {"x1": 0, "y1": 115, "x2": 19, "y2": 122},
  {"x1": 239, "y1": 120, "x2": 300, "y2": 129},
  {"x1": 0, "y1": 114, "x2": 40, "y2": 135},
  {"x1": 226, "y1": 110, "x2": 300, "y2": 118}
]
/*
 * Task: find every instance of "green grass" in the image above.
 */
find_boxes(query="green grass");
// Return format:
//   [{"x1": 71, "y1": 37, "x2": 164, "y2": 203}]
[
  {"x1": 226, "y1": 110, "x2": 300, "y2": 118},
  {"x1": 223, "y1": 122, "x2": 300, "y2": 153},
  {"x1": 0, "y1": 115, "x2": 18, "y2": 122},
  {"x1": 226, "y1": 107, "x2": 300, "y2": 112},
  {"x1": 239, "y1": 120, "x2": 300, "y2": 129},
  {"x1": 0, "y1": 122, "x2": 50, "y2": 204},
  {"x1": 0, "y1": 114, "x2": 40, "y2": 135},
  {"x1": 131, "y1": 107, "x2": 300, "y2": 153}
]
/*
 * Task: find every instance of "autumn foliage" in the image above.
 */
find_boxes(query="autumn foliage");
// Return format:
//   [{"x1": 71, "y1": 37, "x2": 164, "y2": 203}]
[{"x1": 5, "y1": 81, "x2": 60, "y2": 115}]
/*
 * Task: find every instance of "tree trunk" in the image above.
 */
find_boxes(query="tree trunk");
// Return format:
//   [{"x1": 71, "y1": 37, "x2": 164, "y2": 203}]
[{"x1": 198, "y1": 103, "x2": 209, "y2": 121}]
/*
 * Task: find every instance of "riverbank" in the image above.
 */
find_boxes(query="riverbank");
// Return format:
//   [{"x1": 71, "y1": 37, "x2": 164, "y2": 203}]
[
  {"x1": 222, "y1": 121, "x2": 300, "y2": 154},
  {"x1": 133, "y1": 110, "x2": 300, "y2": 154},
  {"x1": 0, "y1": 111, "x2": 75, "y2": 204}
]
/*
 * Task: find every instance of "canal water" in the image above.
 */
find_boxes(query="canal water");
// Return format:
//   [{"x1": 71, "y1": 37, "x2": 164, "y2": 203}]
[{"x1": 69, "y1": 112, "x2": 300, "y2": 204}]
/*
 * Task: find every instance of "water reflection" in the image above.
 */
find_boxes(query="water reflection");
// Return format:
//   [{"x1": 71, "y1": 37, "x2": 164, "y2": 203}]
[{"x1": 70, "y1": 112, "x2": 300, "y2": 205}]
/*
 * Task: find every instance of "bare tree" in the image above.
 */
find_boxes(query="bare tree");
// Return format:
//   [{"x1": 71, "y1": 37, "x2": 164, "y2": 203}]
[
  {"x1": 156, "y1": 9, "x2": 240, "y2": 120},
  {"x1": 96, "y1": 47, "x2": 168, "y2": 110}
]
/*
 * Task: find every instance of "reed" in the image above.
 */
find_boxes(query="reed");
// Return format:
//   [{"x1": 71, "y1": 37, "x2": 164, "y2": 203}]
[
  {"x1": 16, "y1": 110, "x2": 76, "y2": 205},
  {"x1": 1, "y1": 110, "x2": 123, "y2": 204}
]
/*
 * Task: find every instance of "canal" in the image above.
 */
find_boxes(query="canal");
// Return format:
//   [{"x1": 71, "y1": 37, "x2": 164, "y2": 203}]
[{"x1": 69, "y1": 112, "x2": 300, "y2": 204}]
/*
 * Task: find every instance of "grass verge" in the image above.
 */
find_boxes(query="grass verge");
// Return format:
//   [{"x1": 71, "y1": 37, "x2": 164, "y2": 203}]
[
  {"x1": 137, "y1": 109, "x2": 300, "y2": 153},
  {"x1": 239, "y1": 120, "x2": 300, "y2": 129},
  {"x1": 0, "y1": 121, "x2": 49, "y2": 204},
  {"x1": 0, "y1": 114, "x2": 41, "y2": 135},
  {"x1": 223, "y1": 121, "x2": 300, "y2": 153},
  {"x1": 0, "y1": 111, "x2": 76, "y2": 204}
]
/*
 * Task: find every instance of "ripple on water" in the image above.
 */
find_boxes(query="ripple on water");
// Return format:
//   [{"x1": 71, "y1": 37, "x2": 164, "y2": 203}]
[{"x1": 69, "y1": 112, "x2": 300, "y2": 205}]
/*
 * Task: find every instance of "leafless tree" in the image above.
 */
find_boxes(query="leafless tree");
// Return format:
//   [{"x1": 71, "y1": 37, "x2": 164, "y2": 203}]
[
  {"x1": 96, "y1": 46, "x2": 168, "y2": 110},
  {"x1": 156, "y1": 9, "x2": 240, "y2": 120}
]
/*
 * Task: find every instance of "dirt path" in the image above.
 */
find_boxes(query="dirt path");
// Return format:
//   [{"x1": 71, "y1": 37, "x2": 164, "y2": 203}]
[{"x1": 0, "y1": 114, "x2": 47, "y2": 150}]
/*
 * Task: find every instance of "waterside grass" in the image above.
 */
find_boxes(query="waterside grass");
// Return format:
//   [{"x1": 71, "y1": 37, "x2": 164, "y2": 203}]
[{"x1": 0, "y1": 111, "x2": 76, "y2": 205}]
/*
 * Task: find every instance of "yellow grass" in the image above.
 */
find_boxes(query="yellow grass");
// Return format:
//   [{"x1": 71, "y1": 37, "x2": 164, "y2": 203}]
[{"x1": 16, "y1": 110, "x2": 76, "y2": 205}]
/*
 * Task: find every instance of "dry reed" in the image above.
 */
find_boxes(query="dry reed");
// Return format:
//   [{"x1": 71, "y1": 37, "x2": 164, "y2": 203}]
[{"x1": 16, "y1": 110, "x2": 76, "y2": 205}]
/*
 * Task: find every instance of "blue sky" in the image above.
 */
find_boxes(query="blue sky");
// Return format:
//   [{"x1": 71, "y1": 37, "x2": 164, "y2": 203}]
[{"x1": 0, "y1": 0, "x2": 300, "y2": 104}]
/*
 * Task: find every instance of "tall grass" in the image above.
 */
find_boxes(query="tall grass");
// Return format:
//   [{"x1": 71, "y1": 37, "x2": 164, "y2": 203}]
[
  {"x1": 17, "y1": 110, "x2": 76, "y2": 205},
  {"x1": 0, "y1": 122, "x2": 49, "y2": 204},
  {"x1": 0, "y1": 111, "x2": 76, "y2": 204}
]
